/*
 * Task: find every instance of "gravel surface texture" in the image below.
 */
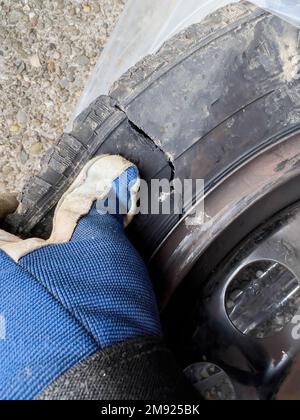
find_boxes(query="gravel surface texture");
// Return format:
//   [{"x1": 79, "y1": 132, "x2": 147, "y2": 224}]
[{"x1": 0, "y1": 0, "x2": 125, "y2": 195}]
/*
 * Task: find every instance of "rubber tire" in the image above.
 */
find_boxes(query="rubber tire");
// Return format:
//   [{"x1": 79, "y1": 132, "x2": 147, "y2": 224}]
[{"x1": 8, "y1": 1, "x2": 300, "y2": 258}]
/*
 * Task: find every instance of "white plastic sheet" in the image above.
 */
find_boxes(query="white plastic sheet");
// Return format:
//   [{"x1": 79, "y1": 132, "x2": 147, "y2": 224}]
[{"x1": 70, "y1": 0, "x2": 300, "y2": 127}]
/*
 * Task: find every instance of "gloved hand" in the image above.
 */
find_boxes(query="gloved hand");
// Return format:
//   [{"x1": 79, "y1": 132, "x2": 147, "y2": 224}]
[{"x1": 0, "y1": 155, "x2": 161, "y2": 400}]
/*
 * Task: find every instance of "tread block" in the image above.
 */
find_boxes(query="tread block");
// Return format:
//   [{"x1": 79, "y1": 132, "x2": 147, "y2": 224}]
[
  {"x1": 58, "y1": 134, "x2": 84, "y2": 153},
  {"x1": 22, "y1": 176, "x2": 53, "y2": 206}
]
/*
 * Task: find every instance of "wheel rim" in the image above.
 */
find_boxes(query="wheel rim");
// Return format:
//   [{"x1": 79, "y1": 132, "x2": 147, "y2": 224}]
[
  {"x1": 158, "y1": 129, "x2": 300, "y2": 399},
  {"x1": 152, "y1": 129, "x2": 300, "y2": 307}
]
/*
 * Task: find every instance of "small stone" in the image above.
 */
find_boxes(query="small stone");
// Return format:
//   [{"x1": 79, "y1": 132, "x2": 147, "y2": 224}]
[
  {"x1": 9, "y1": 10, "x2": 25, "y2": 24},
  {"x1": 20, "y1": 97, "x2": 31, "y2": 107},
  {"x1": 75, "y1": 55, "x2": 89, "y2": 66},
  {"x1": 10, "y1": 123, "x2": 21, "y2": 133},
  {"x1": 59, "y1": 59, "x2": 69, "y2": 69},
  {"x1": 30, "y1": 142, "x2": 43, "y2": 155},
  {"x1": 60, "y1": 90, "x2": 70, "y2": 103},
  {"x1": 30, "y1": 54, "x2": 41, "y2": 68},
  {"x1": 19, "y1": 147, "x2": 29, "y2": 164},
  {"x1": 53, "y1": 51, "x2": 61, "y2": 60},
  {"x1": 72, "y1": 46, "x2": 81, "y2": 56},
  {"x1": 2, "y1": 165, "x2": 13, "y2": 176},
  {"x1": 62, "y1": 43, "x2": 72, "y2": 56},
  {"x1": 28, "y1": 28, "x2": 37, "y2": 41},
  {"x1": 16, "y1": 61, "x2": 26, "y2": 74},
  {"x1": 30, "y1": 14, "x2": 39, "y2": 27},
  {"x1": 42, "y1": 80, "x2": 50, "y2": 89},
  {"x1": 61, "y1": 92, "x2": 70, "y2": 103},
  {"x1": 59, "y1": 78, "x2": 70, "y2": 90},
  {"x1": 92, "y1": 4, "x2": 100, "y2": 13},
  {"x1": 67, "y1": 73, "x2": 75, "y2": 83},
  {"x1": 83, "y1": 4, "x2": 91, "y2": 13},
  {"x1": 16, "y1": 110, "x2": 28, "y2": 125},
  {"x1": 45, "y1": 99, "x2": 54, "y2": 109},
  {"x1": 47, "y1": 60, "x2": 56, "y2": 73},
  {"x1": 33, "y1": 118, "x2": 42, "y2": 127}
]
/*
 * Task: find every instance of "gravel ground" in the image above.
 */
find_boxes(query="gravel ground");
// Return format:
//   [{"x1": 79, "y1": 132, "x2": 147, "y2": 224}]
[{"x1": 0, "y1": 0, "x2": 125, "y2": 195}]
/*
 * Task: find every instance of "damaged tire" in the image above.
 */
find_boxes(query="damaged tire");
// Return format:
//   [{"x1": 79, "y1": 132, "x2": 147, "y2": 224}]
[
  {"x1": 6, "y1": 0, "x2": 300, "y2": 400},
  {"x1": 8, "y1": 0, "x2": 300, "y2": 278}
]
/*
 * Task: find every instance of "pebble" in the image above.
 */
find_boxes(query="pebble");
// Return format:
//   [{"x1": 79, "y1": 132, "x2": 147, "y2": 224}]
[
  {"x1": 19, "y1": 147, "x2": 29, "y2": 164},
  {"x1": 20, "y1": 97, "x2": 31, "y2": 107},
  {"x1": 9, "y1": 10, "x2": 25, "y2": 24},
  {"x1": 59, "y1": 78, "x2": 70, "y2": 90},
  {"x1": 67, "y1": 74, "x2": 75, "y2": 83},
  {"x1": 10, "y1": 123, "x2": 21, "y2": 133},
  {"x1": 62, "y1": 44, "x2": 72, "y2": 56},
  {"x1": 53, "y1": 51, "x2": 61, "y2": 60},
  {"x1": 2, "y1": 165, "x2": 13, "y2": 176},
  {"x1": 83, "y1": 5, "x2": 92, "y2": 13},
  {"x1": 75, "y1": 55, "x2": 89, "y2": 66},
  {"x1": 16, "y1": 61, "x2": 26, "y2": 74},
  {"x1": 30, "y1": 14, "x2": 39, "y2": 27},
  {"x1": 61, "y1": 92, "x2": 70, "y2": 103},
  {"x1": 47, "y1": 60, "x2": 56, "y2": 73},
  {"x1": 30, "y1": 142, "x2": 43, "y2": 155},
  {"x1": 16, "y1": 110, "x2": 28, "y2": 125},
  {"x1": 45, "y1": 99, "x2": 54, "y2": 109},
  {"x1": 30, "y1": 54, "x2": 41, "y2": 68},
  {"x1": 33, "y1": 118, "x2": 42, "y2": 127}
]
